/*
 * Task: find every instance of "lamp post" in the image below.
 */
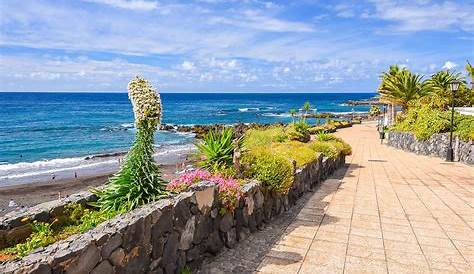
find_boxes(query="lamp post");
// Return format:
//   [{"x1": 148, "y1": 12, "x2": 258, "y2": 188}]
[{"x1": 446, "y1": 80, "x2": 460, "y2": 162}]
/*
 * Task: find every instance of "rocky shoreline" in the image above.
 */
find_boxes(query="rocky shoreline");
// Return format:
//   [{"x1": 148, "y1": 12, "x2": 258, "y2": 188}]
[
  {"x1": 343, "y1": 97, "x2": 381, "y2": 106},
  {"x1": 160, "y1": 112, "x2": 370, "y2": 138},
  {"x1": 160, "y1": 122, "x2": 283, "y2": 138}
]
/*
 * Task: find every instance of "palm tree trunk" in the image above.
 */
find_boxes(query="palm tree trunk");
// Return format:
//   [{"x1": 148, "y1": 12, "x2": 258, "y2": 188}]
[{"x1": 391, "y1": 103, "x2": 396, "y2": 124}]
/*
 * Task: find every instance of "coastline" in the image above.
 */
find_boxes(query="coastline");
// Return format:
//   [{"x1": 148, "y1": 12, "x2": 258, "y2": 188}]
[
  {"x1": 0, "y1": 154, "x2": 193, "y2": 216},
  {"x1": 0, "y1": 143, "x2": 195, "y2": 187}
]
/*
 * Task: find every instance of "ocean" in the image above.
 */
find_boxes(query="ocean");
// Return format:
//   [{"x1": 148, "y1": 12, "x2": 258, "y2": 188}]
[{"x1": 0, "y1": 92, "x2": 374, "y2": 186}]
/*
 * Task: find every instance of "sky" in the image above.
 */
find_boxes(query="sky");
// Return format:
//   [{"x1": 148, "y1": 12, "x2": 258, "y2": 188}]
[{"x1": 0, "y1": 0, "x2": 473, "y2": 93}]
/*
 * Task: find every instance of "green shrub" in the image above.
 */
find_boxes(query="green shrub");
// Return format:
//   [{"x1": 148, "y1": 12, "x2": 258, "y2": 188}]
[
  {"x1": 455, "y1": 115, "x2": 474, "y2": 141},
  {"x1": 308, "y1": 126, "x2": 325, "y2": 134},
  {"x1": 195, "y1": 127, "x2": 237, "y2": 173},
  {"x1": 244, "y1": 126, "x2": 287, "y2": 149},
  {"x1": 241, "y1": 147, "x2": 294, "y2": 194},
  {"x1": 327, "y1": 139, "x2": 352, "y2": 156},
  {"x1": 287, "y1": 121, "x2": 310, "y2": 142},
  {"x1": 1, "y1": 204, "x2": 121, "y2": 259},
  {"x1": 308, "y1": 141, "x2": 339, "y2": 159},
  {"x1": 308, "y1": 123, "x2": 338, "y2": 134},
  {"x1": 271, "y1": 141, "x2": 319, "y2": 167},
  {"x1": 316, "y1": 132, "x2": 337, "y2": 141},
  {"x1": 10, "y1": 222, "x2": 55, "y2": 257},
  {"x1": 392, "y1": 105, "x2": 450, "y2": 141},
  {"x1": 392, "y1": 103, "x2": 474, "y2": 141},
  {"x1": 323, "y1": 123, "x2": 337, "y2": 132}
]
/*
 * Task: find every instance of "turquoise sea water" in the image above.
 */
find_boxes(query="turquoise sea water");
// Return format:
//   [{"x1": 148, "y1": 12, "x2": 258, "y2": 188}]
[{"x1": 0, "y1": 92, "x2": 374, "y2": 165}]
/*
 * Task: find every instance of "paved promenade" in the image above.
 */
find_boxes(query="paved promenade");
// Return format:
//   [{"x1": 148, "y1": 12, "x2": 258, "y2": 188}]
[{"x1": 256, "y1": 123, "x2": 473, "y2": 274}]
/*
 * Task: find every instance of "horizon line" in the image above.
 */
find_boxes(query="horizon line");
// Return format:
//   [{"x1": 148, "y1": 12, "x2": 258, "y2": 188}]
[{"x1": 0, "y1": 90, "x2": 377, "y2": 94}]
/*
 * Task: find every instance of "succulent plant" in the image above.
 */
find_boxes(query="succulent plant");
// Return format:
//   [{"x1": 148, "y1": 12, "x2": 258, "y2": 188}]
[{"x1": 94, "y1": 76, "x2": 168, "y2": 211}]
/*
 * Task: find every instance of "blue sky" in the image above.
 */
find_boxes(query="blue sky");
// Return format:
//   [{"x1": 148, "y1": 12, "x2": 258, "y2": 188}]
[{"x1": 0, "y1": 0, "x2": 473, "y2": 92}]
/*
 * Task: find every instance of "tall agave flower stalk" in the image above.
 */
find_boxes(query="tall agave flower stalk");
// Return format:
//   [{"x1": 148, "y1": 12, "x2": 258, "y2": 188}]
[{"x1": 94, "y1": 76, "x2": 168, "y2": 211}]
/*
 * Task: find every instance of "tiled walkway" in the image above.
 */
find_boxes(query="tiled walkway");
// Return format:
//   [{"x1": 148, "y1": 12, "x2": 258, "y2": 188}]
[{"x1": 256, "y1": 123, "x2": 473, "y2": 274}]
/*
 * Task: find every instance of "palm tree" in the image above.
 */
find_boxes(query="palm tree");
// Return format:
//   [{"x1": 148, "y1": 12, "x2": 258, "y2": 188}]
[
  {"x1": 302, "y1": 101, "x2": 311, "y2": 120},
  {"x1": 466, "y1": 61, "x2": 474, "y2": 91},
  {"x1": 378, "y1": 65, "x2": 403, "y2": 124},
  {"x1": 425, "y1": 70, "x2": 465, "y2": 110},
  {"x1": 289, "y1": 108, "x2": 297, "y2": 123},
  {"x1": 379, "y1": 69, "x2": 429, "y2": 112}
]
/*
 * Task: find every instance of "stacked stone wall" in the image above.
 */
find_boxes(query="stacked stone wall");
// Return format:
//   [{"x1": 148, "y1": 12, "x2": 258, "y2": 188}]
[
  {"x1": 0, "y1": 155, "x2": 345, "y2": 274},
  {"x1": 387, "y1": 131, "x2": 473, "y2": 165}
]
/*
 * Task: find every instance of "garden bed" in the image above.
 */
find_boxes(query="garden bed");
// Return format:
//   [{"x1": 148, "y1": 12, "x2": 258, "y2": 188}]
[{"x1": 0, "y1": 154, "x2": 345, "y2": 274}]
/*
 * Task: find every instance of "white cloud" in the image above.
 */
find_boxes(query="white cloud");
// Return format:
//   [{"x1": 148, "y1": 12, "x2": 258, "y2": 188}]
[
  {"x1": 334, "y1": 4, "x2": 356, "y2": 18},
  {"x1": 83, "y1": 0, "x2": 159, "y2": 11},
  {"x1": 368, "y1": 0, "x2": 474, "y2": 32},
  {"x1": 181, "y1": 61, "x2": 195, "y2": 71},
  {"x1": 0, "y1": 53, "x2": 404, "y2": 92},
  {"x1": 0, "y1": 0, "x2": 471, "y2": 92},
  {"x1": 442, "y1": 61, "x2": 457, "y2": 70},
  {"x1": 208, "y1": 9, "x2": 314, "y2": 32},
  {"x1": 208, "y1": 58, "x2": 239, "y2": 69}
]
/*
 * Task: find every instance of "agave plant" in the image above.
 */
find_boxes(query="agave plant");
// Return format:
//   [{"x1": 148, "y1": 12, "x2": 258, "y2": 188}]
[
  {"x1": 93, "y1": 76, "x2": 168, "y2": 211},
  {"x1": 195, "y1": 127, "x2": 239, "y2": 173}
]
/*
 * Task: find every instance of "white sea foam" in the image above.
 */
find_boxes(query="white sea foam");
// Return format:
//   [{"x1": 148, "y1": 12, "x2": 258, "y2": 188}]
[
  {"x1": 261, "y1": 113, "x2": 291, "y2": 118},
  {"x1": 238, "y1": 107, "x2": 260, "y2": 112},
  {"x1": 0, "y1": 144, "x2": 196, "y2": 187},
  {"x1": 331, "y1": 111, "x2": 367, "y2": 115},
  {"x1": 121, "y1": 123, "x2": 134, "y2": 129},
  {"x1": 174, "y1": 131, "x2": 196, "y2": 137}
]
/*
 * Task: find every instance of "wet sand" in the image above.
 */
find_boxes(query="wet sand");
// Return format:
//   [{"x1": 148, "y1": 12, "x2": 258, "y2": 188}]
[{"x1": 0, "y1": 162, "x2": 189, "y2": 216}]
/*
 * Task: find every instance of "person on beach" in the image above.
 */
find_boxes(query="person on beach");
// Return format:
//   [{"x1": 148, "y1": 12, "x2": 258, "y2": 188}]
[
  {"x1": 74, "y1": 172, "x2": 77, "y2": 179},
  {"x1": 52, "y1": 173, "x2": 56, "y2": 180},
  {"x1": 8, "y1": 200, "x2": 18, "y2": 208}
]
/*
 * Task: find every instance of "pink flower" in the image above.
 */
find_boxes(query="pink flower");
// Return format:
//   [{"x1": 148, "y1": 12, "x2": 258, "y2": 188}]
[
  {"x1": 209, "y1": 174, "x2": 241, "y2": 213},
  {"x1": 167, "y1": 169, "x2": 242, "y2": 213},
  {"x1": 166, "y1": 169, "x2": 212, "y2": 192}
]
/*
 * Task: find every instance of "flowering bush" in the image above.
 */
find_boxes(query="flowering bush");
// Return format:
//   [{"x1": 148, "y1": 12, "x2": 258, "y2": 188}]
[
  {"x1": 212, "y1": 174, "x2": 242, "y2": 214},
  {"x1": 167, "y1": 169, "x2": 242, "y2": 214},
  {"x1": 166, "y1": 169, "x2": 213, "y2": 192}
]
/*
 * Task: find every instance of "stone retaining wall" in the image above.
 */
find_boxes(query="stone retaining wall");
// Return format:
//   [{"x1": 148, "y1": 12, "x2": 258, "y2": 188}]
[
  {"x1": 0, "y1": 154, "x2": 345, "y2": 274},
  {"x1": 387, "y1": 131, "x2": 473, "y2": 165},
  {"x1": 0, "y1": 191, "x2": 96, "y2": 250}
]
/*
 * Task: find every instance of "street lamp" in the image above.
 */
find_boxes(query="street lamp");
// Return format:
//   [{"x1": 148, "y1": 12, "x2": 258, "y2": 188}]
[{"x1": 446, "y1": 80, "x2": 460, "y2": 162}]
